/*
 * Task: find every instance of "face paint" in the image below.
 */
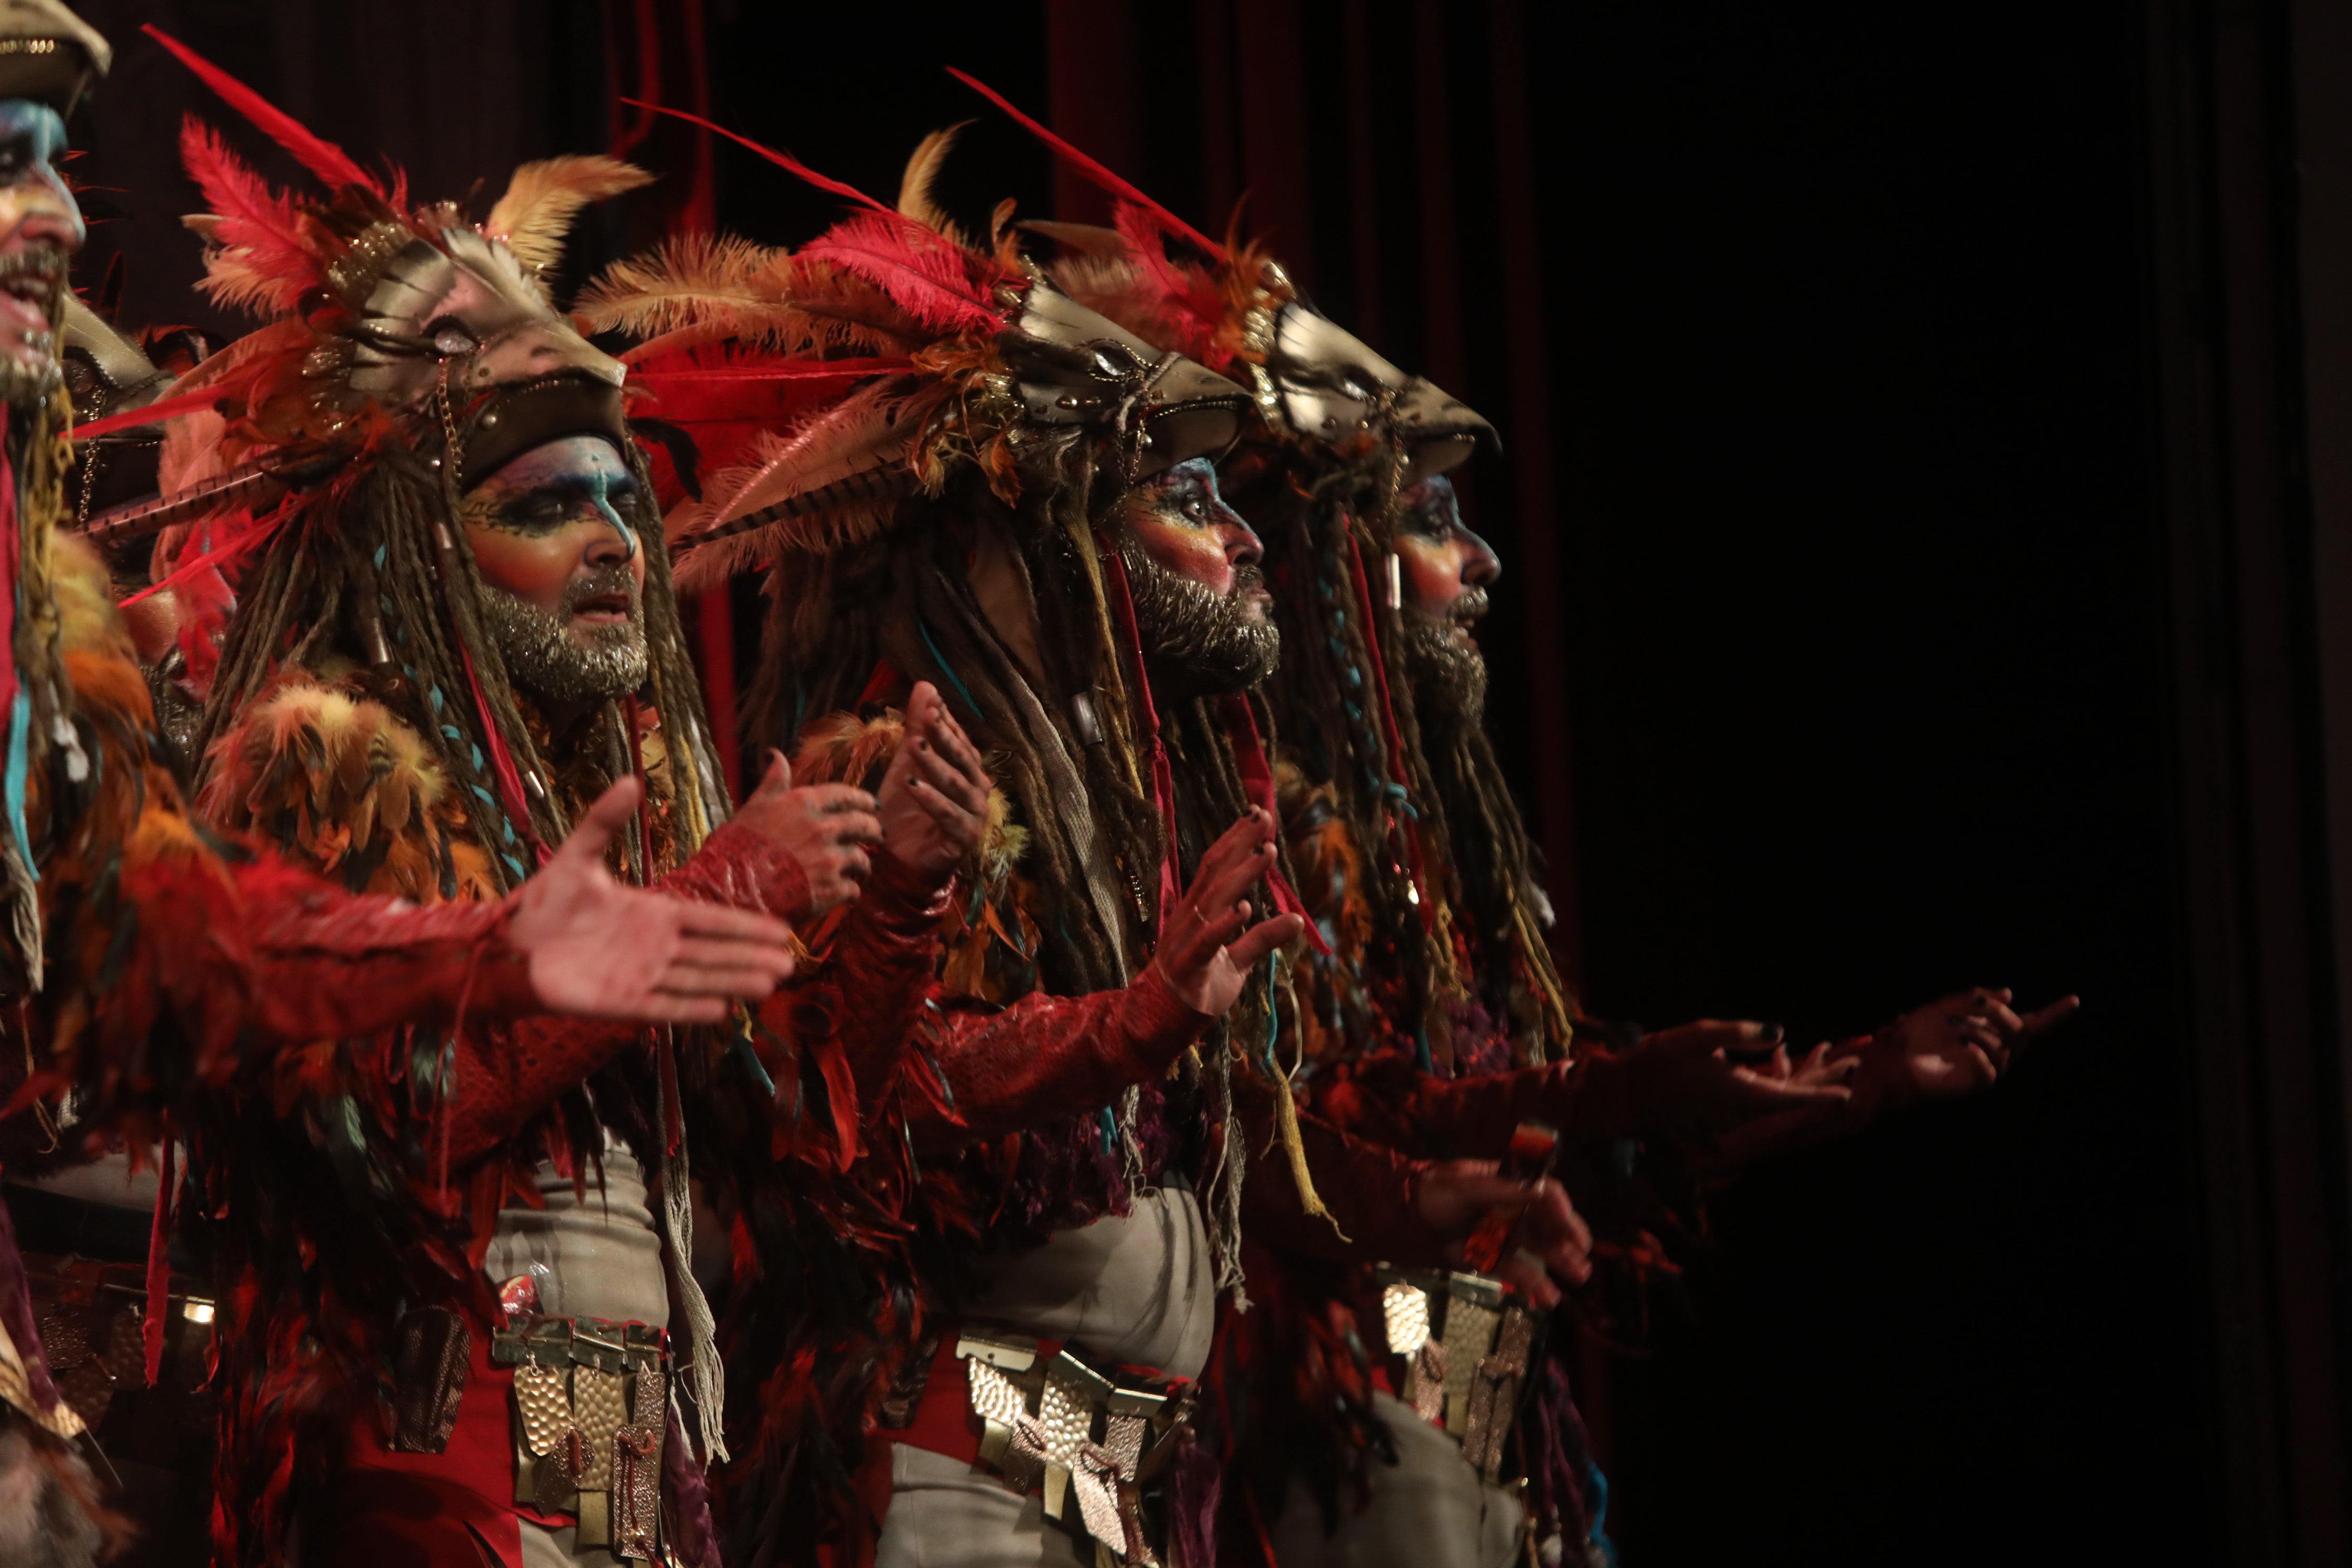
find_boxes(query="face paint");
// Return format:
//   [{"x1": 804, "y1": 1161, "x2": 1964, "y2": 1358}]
[
  {"x1": 1393, "y1": 477, "x2": 1501, "y2": 726},
  {"x1": 0, "y1": 99, "x2": 79, "y2": 407},
  {"x1": 460, "y1": 435, "x2": 651, "y2": 705},
  {"x1": 1114, "y1": 458, "x2": 1272, "y2": 622},
  {"x1": 1109, "y1": 458, "x2": 1281, "y2": 695}
]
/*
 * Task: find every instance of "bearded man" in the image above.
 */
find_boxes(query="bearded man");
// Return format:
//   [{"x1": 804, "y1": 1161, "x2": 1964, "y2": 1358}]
[
  {"x1": 81, "y1": 32, "x2": 899, "y2": 1567},
  {"x1": 576, "y1": 130, "x2": 1596, "y2": 1564},
  {"x1": 0, "y1": 12, "x2": 798, "y2": 1568}
]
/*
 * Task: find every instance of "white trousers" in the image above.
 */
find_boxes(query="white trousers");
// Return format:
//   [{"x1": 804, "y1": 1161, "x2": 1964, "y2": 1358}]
[{"x1": 1269, "y1": 1392, "x2": 1524, "y2": 1568}]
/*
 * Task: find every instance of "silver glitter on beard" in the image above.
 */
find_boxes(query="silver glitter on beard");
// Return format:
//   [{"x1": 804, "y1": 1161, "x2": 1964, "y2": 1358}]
[
  {"x1": 477, "y1": 565, "x2": 650, "y2": 706},
  {"x1": 1120, "y1": 544, "x2": 1282, "y2": 697},
  {"x1": 0, "y1": 267, "x2": 66, "y2": 411},
  {"x1": 1402, "y1": 584, "x2": 1490, "y2": 728}
]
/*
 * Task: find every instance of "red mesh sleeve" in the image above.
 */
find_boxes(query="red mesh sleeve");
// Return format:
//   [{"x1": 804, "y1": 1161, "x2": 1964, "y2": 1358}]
[
  {"x1": 1233, "y1": 1079, "x2": 1451, "y2": 1267},
  {"x1": 906, "y1": 966, "x2": 1208, "y2": 1157}
]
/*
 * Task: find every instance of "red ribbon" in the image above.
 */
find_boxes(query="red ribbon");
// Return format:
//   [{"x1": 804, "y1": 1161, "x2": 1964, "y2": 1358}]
[{"x1": 1342, "y1": 524, "x2": 1438, "y2": 936}]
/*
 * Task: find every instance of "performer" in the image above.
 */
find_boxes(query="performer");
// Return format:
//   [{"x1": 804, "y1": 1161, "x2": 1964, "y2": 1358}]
[
  {"x1": 87, "y1": 31, "x2": 880, "y2": 1568},
  {"x1": 1008, "y1": 137, "x2": 2080, "y2": 1568},
  {"x1": 0, "y1": 12, "x2": 799, "y2": 1568},
  {"x1": 583, "y1": 129, "x2": 1595, "y2": 1568}
]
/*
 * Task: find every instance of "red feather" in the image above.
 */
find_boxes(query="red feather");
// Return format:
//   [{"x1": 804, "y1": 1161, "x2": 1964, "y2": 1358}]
[
  {"x1": 174, "y1": 117, "x2": 323, "y2": 313},
  {"x1": 1112, "y1": 200, "x2": 1226, "y2": 361},
  {"x1": 144, "y1": 26, "x2": 382, "y2": 195},
  {"x1": 946, "y1": 67, "x2": 1226, "y2": 260},
  {"x1": 621, "y1": 99, "x2": 895, "y2": 215},
  {"x1": 799, "y1": 212, "x2": 1001, "y2": 336}
]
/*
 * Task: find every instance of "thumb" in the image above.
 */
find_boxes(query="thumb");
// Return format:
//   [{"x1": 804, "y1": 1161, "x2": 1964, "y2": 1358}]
[
  {"x1": 566, "y1": 776, "x2": 642, "y2": 865},
  {"x1": 758, "y1": 748, "x2": 792, "y2": 796}
]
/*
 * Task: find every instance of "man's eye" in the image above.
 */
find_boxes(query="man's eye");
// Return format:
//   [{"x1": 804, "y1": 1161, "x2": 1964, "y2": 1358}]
[{"x1": 1181, "y1": 497, "x2": 1209, "y2": 522}]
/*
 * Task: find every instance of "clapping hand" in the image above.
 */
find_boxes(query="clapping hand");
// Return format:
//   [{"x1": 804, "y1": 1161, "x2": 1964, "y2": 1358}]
[
  {"x1": 875, "y1": 682, "x2": 994, "y2": 880},
  {"x1": 509, "y1": 777, "x2": 798, "y2": 1023},
  {"x1": 1148, "y1": 807, "x2": 1306, "y2": 1016}
]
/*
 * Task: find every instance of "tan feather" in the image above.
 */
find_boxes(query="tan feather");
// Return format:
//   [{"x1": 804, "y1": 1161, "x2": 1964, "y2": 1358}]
[
  {"x1": 483, "y1": 155, "x2": 654, "y2": 276},
  {"x1": 666, "y1": 382, "x2": 920, "y2": 592},
  {"x1": 896, "y1": 123, "x2": 974, "y2": 244},
  {"x1": 577, "y1": 233, "x2": 878, "y2": 356}
]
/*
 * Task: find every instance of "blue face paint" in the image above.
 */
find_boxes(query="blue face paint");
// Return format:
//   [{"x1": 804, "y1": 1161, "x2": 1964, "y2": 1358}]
[
  {"x1": 470, "y1": 436, "x2": 642, "y2": 557},
  {"x1": 0, "y1": 99, "x2": 82, "y2": 246}
]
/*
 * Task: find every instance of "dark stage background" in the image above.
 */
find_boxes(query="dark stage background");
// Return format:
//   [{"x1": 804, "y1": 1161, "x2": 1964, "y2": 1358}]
[{"x1": 57, "y1": 3, "x2": 2352, "y2": 1565}]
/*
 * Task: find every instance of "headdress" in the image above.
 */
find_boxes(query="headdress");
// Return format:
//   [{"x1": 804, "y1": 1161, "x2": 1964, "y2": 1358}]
[
  {"x1": 975, "y1": 80, "x2": 1571, "y2": 1066},
  {"x1": 122, "y1": 29, "x2": 728, "y2": 896},
  {"x1": 0, "y1": 0, "x2": 106, "y2": 116}
]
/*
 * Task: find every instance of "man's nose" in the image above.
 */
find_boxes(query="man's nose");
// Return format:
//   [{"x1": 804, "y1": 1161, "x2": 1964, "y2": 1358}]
[
  {"x1": 13, "y1": 208, "x2": 75, "y2": 253},
  {"x1": 1222, "y1": 520, "x2": 1265, "y2": 570},
  {"x1": 1460, "y1": 527, "x2": 1502, "y2": 588},
  {"x1": 584, "y1": 515, "x2": 637, "y2": 566}
]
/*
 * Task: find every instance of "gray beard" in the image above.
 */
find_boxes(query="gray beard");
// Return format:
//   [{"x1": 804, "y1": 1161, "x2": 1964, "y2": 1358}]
[
  {"x1": 1122, "y1": 546, "x2": 1281, "y2": 697},
  {"x1": 1402, "y1": 605, "x2": 1489, "y2": 730},
  {"x1": 478, "y1": 570, "x2": 650, "y2": 707}
]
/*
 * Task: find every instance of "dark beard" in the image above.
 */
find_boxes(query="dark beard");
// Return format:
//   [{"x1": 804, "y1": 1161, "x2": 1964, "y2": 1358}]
[
  {"x1": 478, "y1": 566, "x2": 650, "y2": 706},
  {"x1": 1122, "y1": 546, "x2": 1281, "y2": 697},
  {"x1": 1401, "y1": 587, "x2": 1489, "y2": 730}
]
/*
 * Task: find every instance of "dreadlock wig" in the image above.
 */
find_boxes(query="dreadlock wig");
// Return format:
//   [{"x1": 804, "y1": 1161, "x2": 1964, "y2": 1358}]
[
  {"x1": 584, "y1": 124, "x2": 1420, "y2": 1566},
  {"x1": 969, "y1": 95, "x2": 1628, "y2": 1562},
  {"x1": 93, "y1": 33, "x2": 786, "y2": 1565}
]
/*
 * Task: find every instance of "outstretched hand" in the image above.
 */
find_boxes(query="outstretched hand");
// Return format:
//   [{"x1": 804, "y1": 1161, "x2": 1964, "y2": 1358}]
[
  {"x1": 1413, "y1": 1160, "x2": 1594, "y2": 1309},
  {"x1": 1848, "y1": 986, "x2": 2080, "y2": 1112},
  {"x1": 731, "y1": 750, "x2": 884, "y2": 914},
  {"x1": 1615, "y1": 1020, "x2": 1857, "y2": 1151},
  {"x1": 876, "y1": 682, "x2": 994, "y2": 880},
  {"x1": 509, "y1": 777, "x2": 798, "y2": 1024},
  {"x1": 1149, "y1": 807, "x2": 1305, "y2": 1016}
]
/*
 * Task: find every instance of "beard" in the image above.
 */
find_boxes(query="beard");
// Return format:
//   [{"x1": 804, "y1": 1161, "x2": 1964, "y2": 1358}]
[
  {"x1": 1400, "y1": 584, "x2": 1489, "y2": 729},
  {"x1": 478, "y1": 565, "x2": 650, "y2": 707},
  {"x1": 1121, "y1": 546, "x2": 1282, "y2": 697},
  {"x1": 0, "y1": 260, "x2": 66, "y2": 411}
]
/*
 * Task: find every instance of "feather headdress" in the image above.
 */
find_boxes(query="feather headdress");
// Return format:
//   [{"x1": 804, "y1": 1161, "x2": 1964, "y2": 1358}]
[{"x1": 586, "y1": 117, "x2": 1250, "y2": 588}]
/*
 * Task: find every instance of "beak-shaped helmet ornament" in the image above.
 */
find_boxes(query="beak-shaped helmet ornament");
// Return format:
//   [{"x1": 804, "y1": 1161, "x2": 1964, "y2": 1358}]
[
  {"x1": 1262, "y1": 299, "x2": 1497, "y2": 482},
  {"x1": 1006, "y1": 279, "x2": 1251, "y2": 482},
  {"x1": 345, "y1": 227, "x2": 629, "y2": 489}
]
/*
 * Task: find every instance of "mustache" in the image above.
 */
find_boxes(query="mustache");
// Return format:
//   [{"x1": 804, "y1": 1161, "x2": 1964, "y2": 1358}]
[
  {"x1": 1232, "y1": 563, "x2": 1267, "y2": 599},
  {"x1": 1447, "y1": 585, "x2": 1489, "y2": 624},
  {"x1": 560, "y1": 566, "x2": 641, "y2": 615},
  {"x1": 0, "y1": 249, "x2": 66, "y2": 288}
]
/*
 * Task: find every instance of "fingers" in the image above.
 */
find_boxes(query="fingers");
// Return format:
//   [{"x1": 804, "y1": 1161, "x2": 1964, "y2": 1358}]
[
  {"x1": 746, "y1": 749, "x2": 793, "y2": 801},
  {"x1": 1184, "y1": 813, "x2": 1278, "y2": 917},
  {"x1": 671, "y1": 901, "x2": 795, "y2": 946},
  {"x1": 1224, "y1": 912, "x2": 1304, "y2": 973},
  {"x1": 909, "y1": 736, "x2": 990, "y2": 817},
  {"x1": 797, "y1": 782, "x2": 880, "y2": 819},
  {"x1": 919, "y1": 699, "x2": 992, "y2": 794},
  {"x1": 1724, "y1": 1066, "x2": 1854, "y2": 1107},
  {"x1": 670, "y1": 929, "x2": 798, "y2": 972},
  {"x1": 1521, "y1": 1180, "x2": 1594, "y2": 1285},
  {"x1": 1645, "y1": 1019, "x2": 1780, "y2": 1060},
  {"x1": 1195, "y1": 807, "x2": 1277, "y2": 885},
  {"x1": 562, "y1": 776, "x2": 644, "y2": 864},
  {"x1": 1170, "y1": 900, "x2": 1253, "y2": 976},
  {"x1": 2019, "y1": 996, "x2": 2081, "y2": 1038}
]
